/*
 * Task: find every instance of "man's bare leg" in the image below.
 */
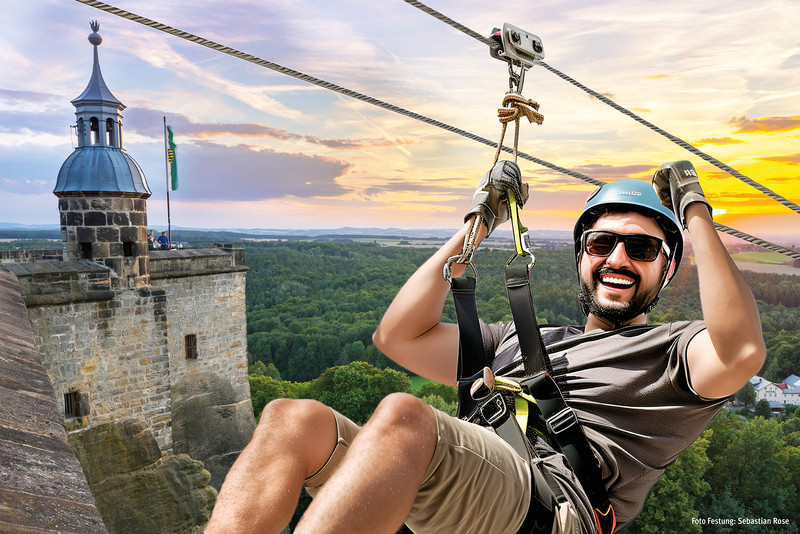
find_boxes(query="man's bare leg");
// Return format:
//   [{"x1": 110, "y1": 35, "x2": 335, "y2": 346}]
[
  {"x1": 205, "y1": 398, "x2": 338, "y2": 534},
  {"x1": 295, "y1": 393, "x2": 438, "y2": 534}
]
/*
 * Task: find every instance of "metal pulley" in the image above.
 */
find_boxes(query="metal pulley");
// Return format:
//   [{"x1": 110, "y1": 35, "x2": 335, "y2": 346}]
[{"x1": 489, "y1": 23, "x2": 545, "y2": 94}]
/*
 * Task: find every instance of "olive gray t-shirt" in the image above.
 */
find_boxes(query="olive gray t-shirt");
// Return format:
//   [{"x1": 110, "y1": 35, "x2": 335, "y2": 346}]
[{"x1": 480, "y1": 320, "x2": 727, "y2": 528}]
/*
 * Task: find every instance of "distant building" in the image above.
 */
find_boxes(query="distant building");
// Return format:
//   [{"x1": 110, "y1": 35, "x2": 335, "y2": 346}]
[{"x1": 750, "y1": 375, "x2": 800, "y2": 406}]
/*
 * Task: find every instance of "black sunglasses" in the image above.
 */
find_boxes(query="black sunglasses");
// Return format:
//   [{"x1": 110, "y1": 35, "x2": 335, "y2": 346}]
[{"x1": 582, "y1": 230, "x2": 670, "y2": 262}]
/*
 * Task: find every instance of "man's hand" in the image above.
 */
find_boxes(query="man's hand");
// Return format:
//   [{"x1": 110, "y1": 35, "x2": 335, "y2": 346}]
[
  {"x1": 465, "y1": 160, "x2": 529, "y2": 236},
  {"x1": 651, "y1": 160, "x2": 712, "y2": 228}
]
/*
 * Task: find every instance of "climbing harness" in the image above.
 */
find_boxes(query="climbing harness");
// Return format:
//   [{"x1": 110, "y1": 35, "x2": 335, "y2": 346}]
[{"x1": 443, "y1": 25, "x2": 616, "y2": 534}]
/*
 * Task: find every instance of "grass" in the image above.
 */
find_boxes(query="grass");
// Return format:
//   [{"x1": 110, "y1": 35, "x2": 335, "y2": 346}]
[{"x1": 731, "y1": 251, "x2": 790, "y2": 265}]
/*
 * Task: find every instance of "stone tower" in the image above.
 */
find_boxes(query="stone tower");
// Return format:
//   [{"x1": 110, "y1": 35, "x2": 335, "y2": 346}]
[
  {"x1": 0, "y1": 22, "x2": 256, "y2": 531},
  {"x1": 54, "y1": 21, "x2": 151, "y2": 287}
]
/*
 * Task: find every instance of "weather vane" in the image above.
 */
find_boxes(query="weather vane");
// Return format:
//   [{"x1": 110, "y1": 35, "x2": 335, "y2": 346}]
[{"x1": 88, "y1": 20, "x2": 102, "y2": 46}]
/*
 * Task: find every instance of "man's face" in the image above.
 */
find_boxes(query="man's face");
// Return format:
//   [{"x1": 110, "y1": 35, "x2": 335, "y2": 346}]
[{"x1": 578, "y1": 211, "x2": 668, "y2": 326}]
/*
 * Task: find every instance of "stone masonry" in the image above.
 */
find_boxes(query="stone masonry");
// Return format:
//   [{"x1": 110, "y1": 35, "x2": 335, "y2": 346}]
[{"x1": 1, "y1": 246, "x2": 253, "y2": 458}]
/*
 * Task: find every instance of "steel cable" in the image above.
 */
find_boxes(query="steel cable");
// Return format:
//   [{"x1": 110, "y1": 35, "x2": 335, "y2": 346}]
[
  {"x1": 75, "y1": 0, "x2": 604, "y2": 188},
  {"x1": 75, "y1": 0, "x2": 799, "y2": 260},
  {"x1": 402, "y1": 0, "x2": 800, "y2": 215}
]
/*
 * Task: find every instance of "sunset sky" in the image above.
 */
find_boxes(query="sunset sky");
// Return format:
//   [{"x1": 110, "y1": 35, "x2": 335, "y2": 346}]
[{"x1": 2, "y1": 0, "x2": 799, "y2": 241}]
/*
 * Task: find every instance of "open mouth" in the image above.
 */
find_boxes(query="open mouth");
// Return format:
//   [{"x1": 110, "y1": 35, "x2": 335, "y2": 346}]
[
  {"x1": 594, "y1": 268, "x2": 639, "y2": 292},
  {"x1": 600, "y1": 275, "x2": 635, "y2": 290}
]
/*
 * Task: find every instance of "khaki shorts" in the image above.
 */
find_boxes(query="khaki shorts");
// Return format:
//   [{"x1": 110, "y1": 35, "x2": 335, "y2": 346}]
[{"x1": 304, "y1": 407, "x2": 582, "y2": 534}]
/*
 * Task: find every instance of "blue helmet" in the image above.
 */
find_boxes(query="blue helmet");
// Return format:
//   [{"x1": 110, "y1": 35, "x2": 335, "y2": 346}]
[{"x1": 573, "y1": 179, "x2": 683, "y2": 287}]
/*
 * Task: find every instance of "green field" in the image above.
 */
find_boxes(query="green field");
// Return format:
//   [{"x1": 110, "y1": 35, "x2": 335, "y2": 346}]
[{"x1": 731, "y1": 251, "x2": 791, "y2": 265}]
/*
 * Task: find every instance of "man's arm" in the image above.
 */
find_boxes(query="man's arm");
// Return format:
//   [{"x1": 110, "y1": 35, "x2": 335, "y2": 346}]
[
  {"x1": 374, "y1": 160, "x2": 524, "y2": 386},
  {"x1": 652, "y1": 161, "x2": 766, "y2": 399},
  {"x1": 373, "y1": 222, "x2": 487, "y2": 386},
  {"x1": 681, "y1": 208, "x2": 766, "y2": 400}
]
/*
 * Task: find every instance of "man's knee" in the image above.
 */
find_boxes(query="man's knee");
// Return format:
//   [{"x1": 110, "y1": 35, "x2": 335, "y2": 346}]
[
  {"x1": 370, "y1": 392, "x2": 437, "y2": 434},
  {"x1": 256, "y1": 398, "x2": 334, "y2": 440}
]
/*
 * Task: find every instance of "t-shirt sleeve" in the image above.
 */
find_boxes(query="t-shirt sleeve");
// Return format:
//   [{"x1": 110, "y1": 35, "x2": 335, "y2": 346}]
[{"x1": 668, "y1": 321, "x2": 721, "y2": 401}]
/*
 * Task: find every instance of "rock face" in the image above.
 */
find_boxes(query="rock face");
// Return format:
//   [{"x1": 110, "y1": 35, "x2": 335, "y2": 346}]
[
  {"x1": 68, "y1": 420, "x2": 217, "y2": 534},
  {"x1": 171, "y1": 373, "x2": 256, "y2": 489},
  {"x1": 0, "y1": 269, "x2": 107, "y2": 533}
]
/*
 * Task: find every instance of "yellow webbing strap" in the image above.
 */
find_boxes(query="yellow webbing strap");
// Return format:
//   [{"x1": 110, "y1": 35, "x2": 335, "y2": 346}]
[
  {"x1": 506, "y1": 190, "x2": 530, "y2": 257},
  {"x1": 493, "y1": 376, "x2": 538, "y2": 432}
]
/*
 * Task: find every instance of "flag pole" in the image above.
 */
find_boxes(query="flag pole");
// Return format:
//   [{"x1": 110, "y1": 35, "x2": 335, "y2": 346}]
[{"x1": 163, "y1": 117, "x2": 172, "y2": 248}]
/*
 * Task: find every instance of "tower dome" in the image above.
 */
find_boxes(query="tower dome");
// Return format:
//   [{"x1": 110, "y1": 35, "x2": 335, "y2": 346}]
[
  {"x1": 54, "y1": 20, "x2": 150, "y2": 197},
  {"x1": 55, "y1": 22, "x2": 152, "y2": 287}
]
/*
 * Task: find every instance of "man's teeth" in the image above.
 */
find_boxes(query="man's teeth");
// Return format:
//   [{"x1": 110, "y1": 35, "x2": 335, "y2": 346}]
[{"x1": 602, "y1": 276, "x2": 634, "y2": 286}]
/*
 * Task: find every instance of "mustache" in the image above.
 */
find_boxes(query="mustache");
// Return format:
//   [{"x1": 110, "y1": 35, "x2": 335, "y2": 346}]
[{"x1": 593, "y1": 266, "x2": 641, "y2": 285}]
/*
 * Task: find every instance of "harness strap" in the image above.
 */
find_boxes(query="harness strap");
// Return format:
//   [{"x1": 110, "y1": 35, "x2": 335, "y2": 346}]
[
  {"x1": 504, "y1": 266, "x2": 616, "y2": 534},
  {"x1": 450, "y1": 274, "x2": 489, "y2": 419},
  {"x1": 450, "y1": 256, "x2": 616, "y2": 533},
  {"x1": 519, "y1": 374, "x2": 616, "y2": 534},
  {"x1": 458, "y1": 370, "x2": 564, "y2": 534},
  {"x1": 505, "y1": 260, "x2": 551, "y2": 376}
]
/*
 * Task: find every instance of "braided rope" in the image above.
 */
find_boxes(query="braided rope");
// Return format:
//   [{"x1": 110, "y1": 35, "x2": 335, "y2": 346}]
[
  {"x1": 401, "y1": 0, "x2": 495, "y2": 47},
  {"x1": 493, "y1": 93, "x2": 544, "y2": 165}
]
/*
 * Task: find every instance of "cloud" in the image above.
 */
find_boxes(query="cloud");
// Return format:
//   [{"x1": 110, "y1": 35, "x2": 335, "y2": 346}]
[
  {"x1": 0, "y1": 110, "x2": 70, "y2": 136},
  {"x1": 173, "y1": 140, "x2": 351, "y2": 201},
  {"x1": 568, "y1": 163, "x2": 654, "y2": 180},
  {"x1": 0, "y1": 145, "x2": 67, "y2": 194},
  {"x1": 122, "y1": 108, "x2": 412, "y2": 151},
  {"x1": 759, "y1": 154, "x2": 800, "y2": 166},
  {"x1": 0, "y1": 88, "x2": 63, "y2": 107},
  {"x1": 727, "y1": 115, "x2": 800, "y2": 133},
  {"x1": 693, "y1": 137, "x2": 745, "y2": 146},
  {"x1": 360, "y1": 177, "x2": 468, "y2": 198}
]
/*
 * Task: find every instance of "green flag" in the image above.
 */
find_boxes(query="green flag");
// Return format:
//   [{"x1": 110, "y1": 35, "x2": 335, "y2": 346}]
[{"x1": 167, "y1": 125, "x2": 178, "y2": 191}]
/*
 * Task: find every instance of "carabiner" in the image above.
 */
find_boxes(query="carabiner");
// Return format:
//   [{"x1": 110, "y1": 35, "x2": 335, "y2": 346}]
[{"x1": 506, "y1": 189, "x2": 532, "y2": 258}]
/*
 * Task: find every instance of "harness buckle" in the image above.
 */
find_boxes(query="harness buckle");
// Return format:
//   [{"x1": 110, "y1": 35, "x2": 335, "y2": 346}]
[
  {"x1": 545, "y1": 406, "x2": 579, "y2": 436},
  {"x1": 479, "y1": 392, "x2": 508, "y2": 425}
]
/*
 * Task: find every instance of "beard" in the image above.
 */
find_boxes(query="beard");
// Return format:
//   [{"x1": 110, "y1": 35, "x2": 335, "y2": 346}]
[{"x1": 579, "y1": 266, "x2": 662, "y2": 326}]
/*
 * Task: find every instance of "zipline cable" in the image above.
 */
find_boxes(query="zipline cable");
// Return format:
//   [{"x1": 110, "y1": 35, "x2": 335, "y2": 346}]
[
  {"x1": 75, "y1": 0, "x2": 800, "y2": 261},
  {"x1": 713, "y1": 223, "x2": 800, "y2": 261},
  {"x1": 74, "y1": 0, "x2": 603, "y2": 189},
  {"x1": 401, "y1": 0, "x2": 800, "y2": 216}
]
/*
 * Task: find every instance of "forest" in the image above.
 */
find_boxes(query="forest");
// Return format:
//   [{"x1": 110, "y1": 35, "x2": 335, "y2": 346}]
[
  {"x1": 244, "y1": 239, "x2": 800, "y2": 532},
  {"x1": 244, "y1": 240, "x2": 800, "y2": 383}
]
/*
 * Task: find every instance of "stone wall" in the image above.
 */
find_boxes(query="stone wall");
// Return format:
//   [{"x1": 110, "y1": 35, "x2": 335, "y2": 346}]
[
  {"x1": 11, "y1": 260, "x2": 174, "y2": 452},
  {"x1": 3, "y1": 246, "x2": 255, "y2": 500},
  {"x1": 150, "y1": 248, "x2": 250, "y2": 398},
  {"x1": 57, "y1": 195, "x2": 150, "y2": 286},
  {"x1": 149, "y1": 248, "x2": 254, "y2": 487}
]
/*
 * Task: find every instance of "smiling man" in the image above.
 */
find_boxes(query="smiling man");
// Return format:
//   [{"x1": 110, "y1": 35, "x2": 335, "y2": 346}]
[
  {"x1": 206, "y1": 160, "x2": 765, "y2": 534},
  {"x1": 575, "y1": 182, "x2": 681, "y2": 331}
]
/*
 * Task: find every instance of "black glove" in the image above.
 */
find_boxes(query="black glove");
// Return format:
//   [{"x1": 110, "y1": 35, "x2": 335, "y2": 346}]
[
  {"x1": 465, "y1": 160, "x2": 529, "y2": 236},
  {"x1": 651, "y1": 160, "x2": 712, "y2": 228}
]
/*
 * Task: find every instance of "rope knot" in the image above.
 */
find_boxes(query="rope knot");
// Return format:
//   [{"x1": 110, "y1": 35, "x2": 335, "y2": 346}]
[{"x1": 498, "y1": 93, "x2": 544, "y2": 125}]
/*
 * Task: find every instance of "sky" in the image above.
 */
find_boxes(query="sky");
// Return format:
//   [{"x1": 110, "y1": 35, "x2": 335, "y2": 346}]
[{"x1": 1, "y1": 0, "x2": 799, "y2": 241}]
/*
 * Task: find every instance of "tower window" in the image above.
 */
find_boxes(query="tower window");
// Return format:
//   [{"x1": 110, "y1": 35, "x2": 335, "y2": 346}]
[
  {"x1": 64, "y1": 391, "x2": 81, "y2": 419},
  {"x1": 123, "y1": 241, "x2": 135, "y2": 257},
  {"x1": 90, "y1": 117, "x2": 100, "y2": 145},
  {"x1": 185, "y1": 334, "x2": 198, "y2": 360},
  {"x1": 106, "y1": 118, "x2": 115, "y2": 145},
  {"x1": 79, "y1": 242, "x2": 93, "y2": 260}
]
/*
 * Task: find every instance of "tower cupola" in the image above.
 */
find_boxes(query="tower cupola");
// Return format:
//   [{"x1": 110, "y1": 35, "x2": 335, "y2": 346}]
[{"x1": 55, "y1": 22, "x2": 152, "y2": 287}]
